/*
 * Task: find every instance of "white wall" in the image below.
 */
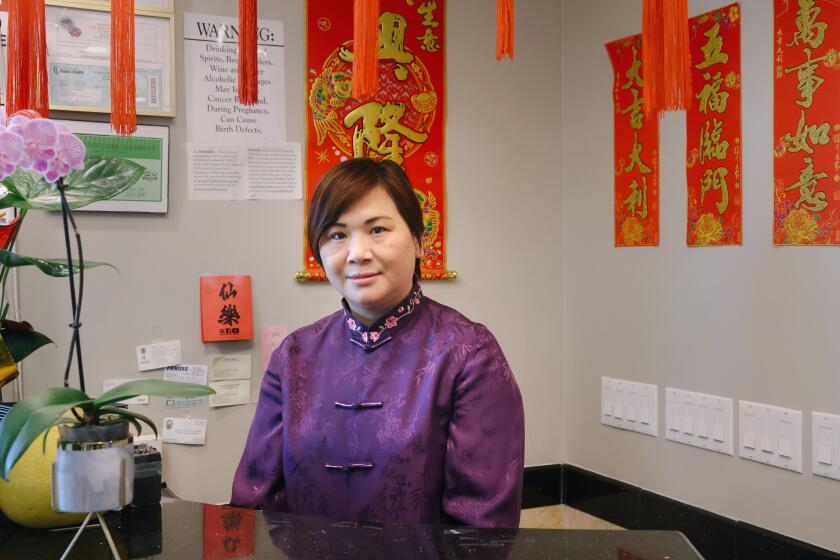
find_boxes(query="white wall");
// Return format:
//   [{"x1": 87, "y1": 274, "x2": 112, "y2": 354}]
[
  {"x1": 15, "y1": 0, "x2": 563, "y2": 504},
  {"x1": 562, "y1": 0, "x2": 840, "y2": 552}
]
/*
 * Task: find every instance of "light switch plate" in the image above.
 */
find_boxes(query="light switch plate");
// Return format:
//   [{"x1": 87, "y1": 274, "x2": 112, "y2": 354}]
[
  {"x1": 812, "y1": 411, "x2": 840, "y2": 482},
  {"x1": 665, "y1": 388, "x2": 734, "y2": 456},
  {"x1": 601, "y1": 377, "x2": 658, "y2": 437},
  {"x1": 739, "y1": 400, "x2": 802, "y2": 474}
]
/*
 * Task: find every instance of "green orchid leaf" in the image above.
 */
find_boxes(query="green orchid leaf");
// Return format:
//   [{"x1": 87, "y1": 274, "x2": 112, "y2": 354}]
[
  {"x1": 0, "y1": 387, "x2": 89, "y2": 479},
  {"x1": 97, "y1": 408, "x2": 143, "y2": 438},
  {"x1": 0, "y1": 156, "x2": 145, "y2": 211},
  {"x1": 94, "y1": 379, "x2": 215, "y2": 408},
  {"x1": 2, "y1": 398, "x2": 92, "y2": 479},
  {"x1": 40, "y1": 418, "x2": 77, "y2": 453},
  {"x1": 0, "y1": 171, "x2": 48, "y2": 208},
  {"x1": 3, "y1": 328, "x2": 54, "y2": 363},
  {"x1": 98, "y1": 406, "x2": 158, "y2": 439},
  {"x1": 0, "y1": 250, "x2": 116, "y2": 278}
]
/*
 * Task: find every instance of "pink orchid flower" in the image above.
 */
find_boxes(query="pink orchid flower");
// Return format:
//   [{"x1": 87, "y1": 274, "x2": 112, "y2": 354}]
[
  {"x1": 0, "y1": 129, "x2": 24, "y2": 180},
  {"x1": 19, "y1": 119, "x2": 58, "y2": 173},
  {"x1": 44, "y1": 132, "x2": 86, "y2": 182}
]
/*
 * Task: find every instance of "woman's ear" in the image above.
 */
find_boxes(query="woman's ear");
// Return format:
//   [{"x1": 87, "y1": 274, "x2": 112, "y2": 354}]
[{"x1": 414, "y1": 237, "x2": 423, "y2": 259}]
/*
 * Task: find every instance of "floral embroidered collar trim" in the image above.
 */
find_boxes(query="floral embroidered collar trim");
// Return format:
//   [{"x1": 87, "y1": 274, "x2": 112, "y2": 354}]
[{"x1": 342, "y1": 284, "x2": 423, "y2": 351}]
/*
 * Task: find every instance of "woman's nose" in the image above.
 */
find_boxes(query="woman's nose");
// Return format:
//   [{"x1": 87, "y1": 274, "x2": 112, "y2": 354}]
[{"x1": 347, "y1": 234, "x2": 372, "y2": 263}]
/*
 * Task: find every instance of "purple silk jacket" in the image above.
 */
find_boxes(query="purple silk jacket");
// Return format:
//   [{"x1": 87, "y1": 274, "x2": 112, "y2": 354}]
[{"x1": 230, "y1": 284, "x2": 525, "y2": 528}]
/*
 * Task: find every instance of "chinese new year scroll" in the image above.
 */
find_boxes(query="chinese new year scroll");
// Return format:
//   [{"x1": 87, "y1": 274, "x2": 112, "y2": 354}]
[
  {"x1": 686, "y1": 4, "x2": 742, "y2": 246},
  {"x1": 774, "y1": 0, "x2": 840, "y2": 245},
  {"x1": 607, "y1": 36, "x2": 660, "y2": 246},
  {"x1": 301, "y1": 0, "x2": 453, "y2": 280}
]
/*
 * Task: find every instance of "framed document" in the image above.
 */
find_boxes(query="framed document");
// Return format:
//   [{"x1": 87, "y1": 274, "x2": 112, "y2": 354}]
[
  {"x1": 42, "y1": 1, "x2": 175, "y2": 116},
  {"x1": 52, "y1": 0, "x2": 174, "y2": 15},
  {"x1": 59, "y1": 119, "x2": 170, "y2": 213}
]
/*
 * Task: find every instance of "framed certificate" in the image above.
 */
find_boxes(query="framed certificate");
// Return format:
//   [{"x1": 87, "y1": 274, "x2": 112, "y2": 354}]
[
  {"x1": 51, "y1": 0, "x2": 174, "y2": 15},
  {"x1": 41, "y1": 1, "x2": 175, "y2": 116},
  {"x1": 59, "y1": 119, "x2": 170, "y2": 213}
]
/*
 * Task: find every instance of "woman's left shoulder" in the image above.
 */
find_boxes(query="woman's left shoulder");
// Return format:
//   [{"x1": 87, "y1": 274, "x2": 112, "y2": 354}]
[{"x1": 422, "y1": 296, "x2": 501, "y2": 349}]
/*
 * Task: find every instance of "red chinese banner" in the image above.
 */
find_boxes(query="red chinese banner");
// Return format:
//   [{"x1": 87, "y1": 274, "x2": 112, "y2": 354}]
[
  {"x1": 686, "y1": 4, "x2": 742, "y2": 246},
  {"x1": 606, "y1": 36, "x2": 660, "y2": 246},
  {"x1": 774, "y1": 0, "x2": 840, "y2": 244},
  {"x1": 302, "y1": 0, "x2": 451, "y2": 280}
]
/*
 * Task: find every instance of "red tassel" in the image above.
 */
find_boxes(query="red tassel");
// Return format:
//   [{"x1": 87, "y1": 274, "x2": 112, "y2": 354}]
[
  {"x1": 642, "y1": 0, "x2": 691, "y2": 117},
  {"x1": 496, "y1": 0, "x2": 514, "y2": 61},
  {"x1": 238, "y1": 0, "x2": 258, "y2": 105},
  {"x1": 111, "y1": 0, "x2": 136, "y2": 136},
  {"x1": 6, "y1": 0, "x2": 49, "y2": 116},
  {"x1": 352, "y1": 0, "x2": 379, "y2": 99}
]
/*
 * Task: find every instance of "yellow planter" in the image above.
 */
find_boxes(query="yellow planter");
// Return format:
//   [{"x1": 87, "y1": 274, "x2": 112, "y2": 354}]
[{"x1": 0, "y1": 427, "x2": 86, "y2": 528}]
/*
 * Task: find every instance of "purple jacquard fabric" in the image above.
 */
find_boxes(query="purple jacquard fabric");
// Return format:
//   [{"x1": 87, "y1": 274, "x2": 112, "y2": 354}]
[{"x1": 230, "y1": 285, "x2": 525, "y2": 528}]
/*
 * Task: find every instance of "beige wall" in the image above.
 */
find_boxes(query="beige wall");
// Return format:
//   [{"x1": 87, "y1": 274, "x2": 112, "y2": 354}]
[
  {"x1": 15, "y1": 0, "x2": 563, "y2": 504},
  {"x1": 562, "y1": 0, "x2": 840, "y2": 552},
  {"x1": 12, "y1": 0, "x2": 839, "y2": 551}
]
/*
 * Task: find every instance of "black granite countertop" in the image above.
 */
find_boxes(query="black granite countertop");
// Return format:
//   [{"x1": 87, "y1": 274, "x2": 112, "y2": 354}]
[{"x1": 0, "y1": 500, "x2": 705, "y2": 559}]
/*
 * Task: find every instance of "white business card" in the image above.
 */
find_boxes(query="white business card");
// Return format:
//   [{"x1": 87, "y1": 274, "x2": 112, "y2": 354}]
[
  {"x1": 161, "y1": 417, "x2": 207, "y2": 445},
  {"x1": 209, "y1": 354, "x2": 252, "y2": 381},
  {"x1": 208, "y1": 379, "x2": 251, "y2": 408},
  {"x1": 163, "y1": 364, "x2": 209, "y2": 408},
  {"x1": 136, "y1": 339, "x2": 182, "y2": 372}
]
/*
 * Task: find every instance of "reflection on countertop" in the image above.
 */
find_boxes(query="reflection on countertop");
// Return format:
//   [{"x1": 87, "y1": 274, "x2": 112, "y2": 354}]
[{"x1": 0, "y1": 500, "x2": 704, "y2": 559}]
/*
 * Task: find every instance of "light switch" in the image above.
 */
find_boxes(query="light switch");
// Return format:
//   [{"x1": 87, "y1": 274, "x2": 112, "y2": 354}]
[
  {"x1": 817, "y1": 427, "x2": 832, "y2": 465},
  {"x1": 667, "y1": 391, "x2": 680, "y2": 432},
  {"x1": 740, "y1": 401, "x2": 802, "y2": 474},
  {"x1": 640, "y1": 404, "x2": 651, "y2": 425},
  {"x1": 697, "y1": 405, "x2": 710, "y2": 439},
  {"x1": 742, "y1": 412, "x2": 757, "y2": 449},
  {"x1": 682, "y1": 402, "x2": 694, "y2": 435},
  {"x1": 601, "y1": 378, "x2": 657, "y2": 437},
  {"x1": 777, "y1": 420, "x2": 793, "y2": 459},
  {"x1": 604, "y1": 387, "x2": 614, "y2": 416},
  {"x1": 626, "y1": 389, "x2": 637, "y2": 422},
  {"x1": 760, "y1": 414, "x2": 774, "y2": 453},
  {"x1": 813, "y1": 411, "x2": 840, "y2": 481},
  {"x1": 666, "y1": 388, "x2": 733, "y2": 456},
  {"x1": 712, "y1": 408, "x2": 725, "y2": 442}
]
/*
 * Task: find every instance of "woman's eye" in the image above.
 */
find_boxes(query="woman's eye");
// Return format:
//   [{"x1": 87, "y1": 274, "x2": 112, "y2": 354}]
[
  {"x1": 329, "y1": 231, "x2": 346, "y2": 241},
  {"x1": 370, "y1": 226, "x2": 387, "y2": 235}
]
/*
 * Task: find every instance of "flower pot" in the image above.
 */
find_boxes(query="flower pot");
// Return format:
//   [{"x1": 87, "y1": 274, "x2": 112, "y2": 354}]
[{"x1": 51, "y1": 422, "x2": 134, "y2": 513}]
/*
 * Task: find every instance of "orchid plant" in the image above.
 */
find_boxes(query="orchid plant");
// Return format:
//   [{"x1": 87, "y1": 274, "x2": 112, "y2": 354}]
[{"x1": 0, "y1": 110, "x2": 145, "y2": 387}]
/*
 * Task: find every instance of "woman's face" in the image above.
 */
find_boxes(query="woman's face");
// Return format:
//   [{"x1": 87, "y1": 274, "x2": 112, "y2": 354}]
[{"x1": 320, "y1": 186, "x2": 421, "y2": 325}]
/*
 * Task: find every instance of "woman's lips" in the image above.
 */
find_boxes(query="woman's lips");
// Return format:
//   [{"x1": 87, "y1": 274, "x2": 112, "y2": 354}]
[{"x1": 348, "y1": 272, "x2": 380, "y2": 286}]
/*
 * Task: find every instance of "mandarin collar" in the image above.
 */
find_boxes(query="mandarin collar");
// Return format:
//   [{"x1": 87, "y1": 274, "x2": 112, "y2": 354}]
[{"x1": 342, "y1": 283, "x2": 423, "y2": 351}]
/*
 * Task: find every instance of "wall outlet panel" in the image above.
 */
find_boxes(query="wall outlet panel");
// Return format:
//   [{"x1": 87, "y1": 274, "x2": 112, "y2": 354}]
[
  {"x1": 812, "y1": 411, "x2": 840, "y2": 482},
  {"x1": 665, "y1": 388, "x2": 734, "y2": 456},
  {"x1": 601, "y1": 377, "x2": 658, "y2": 438},
  {"x1": 739, "y1": 400, "x2": 802, "y2": 474}
]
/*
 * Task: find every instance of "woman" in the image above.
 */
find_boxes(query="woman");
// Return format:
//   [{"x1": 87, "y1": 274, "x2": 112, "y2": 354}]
[{"x1": 231, "y1": 158, "x2": 525, "y2": 527}]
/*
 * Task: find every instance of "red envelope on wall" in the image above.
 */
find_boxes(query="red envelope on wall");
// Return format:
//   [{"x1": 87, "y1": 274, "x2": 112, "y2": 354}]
[{"x1": 200, "y1": 275, "x2": 253, "y2": 343}]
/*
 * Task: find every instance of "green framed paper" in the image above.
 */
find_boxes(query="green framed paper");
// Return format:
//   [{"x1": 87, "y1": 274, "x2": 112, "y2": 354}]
[{"x1": 59, "y1": 120, "x2": 170, "y2": 213}]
